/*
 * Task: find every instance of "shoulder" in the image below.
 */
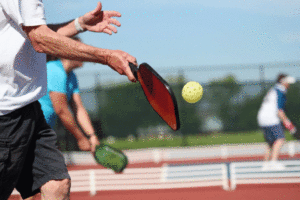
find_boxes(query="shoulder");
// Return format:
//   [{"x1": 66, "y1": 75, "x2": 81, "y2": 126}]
[
  {"x1": 47, "y1": 61, "x2": 65, "y2": 74},
  {"x1": 275, "y1": 84, "x2": 286, "y2": 92},
  {"x1": 2, "y1": 0, "x2": 46, "y2": 26},
  {"x1": 275, "y1": 84, "x2": 287, "y2": 96},
  {"x1": 47, "y1": 61, "x2": 68, "y2": 85},
  {"x1": 265, "y1": 87, "x2": 276, "y2": 97},
  {"x1": 21, "y1": 0, "x2": 46, "y2": 26}
]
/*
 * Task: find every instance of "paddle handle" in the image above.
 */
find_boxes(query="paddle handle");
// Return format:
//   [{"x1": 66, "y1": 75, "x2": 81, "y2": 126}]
[{"x1": 129, "y1": 62, "x2": 138, "y2": 80}]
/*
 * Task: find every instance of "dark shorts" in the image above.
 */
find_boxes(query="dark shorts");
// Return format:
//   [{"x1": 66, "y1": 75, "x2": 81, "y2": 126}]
[
  {"x1": 0, "y1": 101, "x2": 70, "y2": 199},
  {"x1": 262, "y1": 124, "x2": 285, "y2": 147}
]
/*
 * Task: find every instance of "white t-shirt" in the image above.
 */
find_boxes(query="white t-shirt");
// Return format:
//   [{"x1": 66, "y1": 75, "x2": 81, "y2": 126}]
[
  {"x1": 257, "y1": 84, "x2": 287, "y2": 127},
  {"x1": 0, "y1": 0, "x2": 47, "y2": 115}
]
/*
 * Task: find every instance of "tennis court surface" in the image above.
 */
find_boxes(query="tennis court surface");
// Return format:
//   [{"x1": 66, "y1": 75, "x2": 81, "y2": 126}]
[
  {"x1": 8, "y1": 183, "x2": 300, "y2": 200},
  {"x1": 9, "y1": 143, "x2": 300, "y2": 200}
]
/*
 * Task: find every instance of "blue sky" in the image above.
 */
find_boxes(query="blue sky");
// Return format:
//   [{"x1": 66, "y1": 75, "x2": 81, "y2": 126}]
[{"x1": 43, "y1": 0, "x2": 300, "y2": 88}]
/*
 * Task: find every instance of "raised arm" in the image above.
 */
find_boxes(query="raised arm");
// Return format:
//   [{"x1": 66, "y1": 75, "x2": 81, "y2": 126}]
[
  {"x1": 23, "y1": 24, "x2": 136, "y2": 82},
  {"x1": 48, "y1": 2, "x2": 121, "y2": 37},
  {"x1": 22, "y1": 1, "x2": 137, "y2": 82}
]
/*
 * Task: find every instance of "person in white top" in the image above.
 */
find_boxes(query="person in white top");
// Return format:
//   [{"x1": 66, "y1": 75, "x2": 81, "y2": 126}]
[
  {"x1": 257, "y1": 74, "x2": 296, "y2": 170},
  {"x1": 0, "y1": 1, "x2": 137, "y2": 199}
]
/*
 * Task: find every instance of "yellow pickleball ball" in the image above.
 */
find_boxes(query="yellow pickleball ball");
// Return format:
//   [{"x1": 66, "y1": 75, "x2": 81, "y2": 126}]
[{"x1": 182, "y1": 81, "x2": 203, "y2": 103}]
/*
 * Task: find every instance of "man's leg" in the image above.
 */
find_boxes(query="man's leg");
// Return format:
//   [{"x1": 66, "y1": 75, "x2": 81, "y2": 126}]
[
  {"x1": 264, "y1": 145, "x2": 271, "y2": 161},
  {"x1": 23, "y1": 193, "x2": 40, "y2": 200},
  {"x1": 16, "y1": 102, "x2": 70, "y2": 200},
  {"x1": 262, "y1": 127, "x2": 273, "y2": 161},
  {"x1": 0, "y1": 103, "x2": 40, "y2": 200},
  {"x1": 270, "y1": 138, "x2": 285, "y2": 161},
  {"x1": 40, "y1": 179, "x2": 70, "y2": 200},
  {"x1": 23, "y1": 196, "x2": 34, "y2": 200}
]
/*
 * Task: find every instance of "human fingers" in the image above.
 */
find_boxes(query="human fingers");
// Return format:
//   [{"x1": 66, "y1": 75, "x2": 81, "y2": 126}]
[
  {"x1": 91, "y1": 2, "x2": 103, "y2": 16},
  {"x1": 78, "y1": 138, "x2": 91, "y2": 151},
  {"x1": 107, "y1": 18, "x2": 121, "y2": 27},
  {"x1": 123, "y1": 54, "x2": 138, "y2": 82},
  {"x1": 90, "y1": 142, "x2": 97, "y2": 153},
  {"x1": 123, "y1": 61, "x2": 137, "y2": 82},
  {"x1": 126, "y1": 54, "x2": 138, "y2": 66},
  {"x1": 106, "y1": 10, "x2": 122, "y2": 18},
  {"x1": 105, "y1": 24, "x2": 118, "y2": 33},
  {"x1": 90, "y1": 137, "x2": 100, "y2": 153},
  {"x1": 102, "y1": 29, "x2": 113, "y2": 35}
]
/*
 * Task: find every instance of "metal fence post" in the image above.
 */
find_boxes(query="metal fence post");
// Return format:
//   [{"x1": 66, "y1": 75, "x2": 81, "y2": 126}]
[
  {"x1": 230, "y1": 163, "x2": 236, "y2": 190},
  {"x1": 288, "y1": 141, "x2": 296, "y2": 157},
  {"x1": 222, "y1": 164, "x2": 230, "y2": 190},
  {"x1": 89, "y1": 170, "x2": 96, "y2": 196}
]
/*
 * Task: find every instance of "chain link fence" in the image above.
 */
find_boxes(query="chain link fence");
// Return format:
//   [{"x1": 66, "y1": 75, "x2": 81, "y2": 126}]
[{"x1": 56, "y1": 61, "x2": 300, "y2": 151}]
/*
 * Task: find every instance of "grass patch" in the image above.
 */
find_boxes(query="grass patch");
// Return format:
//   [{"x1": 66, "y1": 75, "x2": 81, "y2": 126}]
[{"x1": 104, "y1": 130, "x2": 296, "y2": 150}]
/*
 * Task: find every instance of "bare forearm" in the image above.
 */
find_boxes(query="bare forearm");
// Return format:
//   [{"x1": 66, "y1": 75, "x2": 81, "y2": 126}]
[
  {"x1": 48, "y1": 17, "x2": 84, "y2": 37},
  {"x1": 48, "y1": 20, "x2": 76, "y2": 37},
  {"x1": 278, "y1": 109, "x2": 289, "y2": 122},
  {"x1": 76, "y1": 107, "x2": 95, "y2": 136},
  {"x1": 58, "y1": 109, "x2": 86, "y2": 140},
  {"x1": 25, "y1": 25, "x2": 109, "y2": 63}
]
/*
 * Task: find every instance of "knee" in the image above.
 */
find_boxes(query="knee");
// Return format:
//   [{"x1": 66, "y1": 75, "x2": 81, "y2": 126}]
[
  {"x1": 41, "y1": 179, "x2": 71, "y2": 196},
  {"x1": 277, "y1": 138, "x2": 285, "y2": 143},
  {"x1": 57, "y1": 179, "x2": 71, "y2": 193}
]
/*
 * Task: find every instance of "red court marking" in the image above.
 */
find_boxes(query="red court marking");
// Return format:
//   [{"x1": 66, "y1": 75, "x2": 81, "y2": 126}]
[
  {"x1": 68, "y1": 184, "x2": 300, "y2": 200},
  {"x1": 9, "y1": 184, "x2": 300, "y2": 200},
  {"x1": 9, "y1": 154, "x2": 300, "y2": 200},
  {"x1": 67, "y1": 153, "x2": 300, "y2": 170}
]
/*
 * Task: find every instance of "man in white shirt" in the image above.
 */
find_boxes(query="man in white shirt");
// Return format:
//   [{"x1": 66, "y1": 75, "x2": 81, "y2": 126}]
[
  {"x1": 0, "y1": 1, "x2": 137, "y2": 199},
  {"x1": 257, "y1": 74, "x2": 296, "y2": 170}
]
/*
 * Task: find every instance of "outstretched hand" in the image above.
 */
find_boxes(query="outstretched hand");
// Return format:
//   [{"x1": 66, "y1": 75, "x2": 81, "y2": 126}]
[
  {"x1": 78, "y1": 137, "x2": 91, "y2": 151},
  {"x1": 79, "y1": 2, "x2": 137, "y2": 82},
  {"x1": 89, "y1": 135, "x2": 100, "y2": 153},
  {"x1": 80, "y1": 2, "x2": 121, "y2": 35},
  {"x1": 283, "y1": 119, "x2": 296, "y2": 133},
  {"x1": 105, "y1": 50, "x2": 138, "y2": 82},
  {"x1": 77, "y1": 134, "x2": 100, "y2": 152}
]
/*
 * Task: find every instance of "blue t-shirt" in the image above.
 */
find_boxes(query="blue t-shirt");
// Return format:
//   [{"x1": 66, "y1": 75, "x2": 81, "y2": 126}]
[
  {"x1": 39, "y1": 60, "x2": 80, "y2": 128},
  {"x1": 276, "y1": 86, "x2": 286, "y2": 110}
]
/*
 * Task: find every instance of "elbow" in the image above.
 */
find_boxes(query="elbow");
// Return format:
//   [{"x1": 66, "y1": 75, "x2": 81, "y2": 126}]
[
  {"x1": 31, "y1": 43, "x2": 45, "y2": 54},
  {"x1": 55, "y1": 108, "x2": 66, "y2": 118},
  {"x1": 29, "y1": 33, "x2": 48, "y2": 54},
  {"x1": 54, "y1": 105, "x2": 66, "y2": 118},
  {"x1": 24, "y1": 25, "x2": 50, "y2": 54}
]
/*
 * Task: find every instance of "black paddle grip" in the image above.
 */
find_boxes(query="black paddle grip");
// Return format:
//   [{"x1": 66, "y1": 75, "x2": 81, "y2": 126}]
[{"x1": 129, "y1": 62, "x2": 138, "y2": 80}]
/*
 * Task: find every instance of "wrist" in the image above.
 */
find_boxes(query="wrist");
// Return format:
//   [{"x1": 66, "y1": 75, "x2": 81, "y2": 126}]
[
  {"x1": 74, "y1": 132, "x2": 86, "y2": 140},
  {"x1": 96, "y1": 48, "x2": 111, "y2": 65},
  {"x1": 283, "y1": 119, "x2": 294, "y2": 130},
  {"x1": 87, "y1": 133, "x2": 96, "y2": 139},
  {"x1": 74, "y1": 17, "x2": 85, "y2": 33},
  {"x1": 283, "y1": 119, "x2": 291, "y2": 125}
]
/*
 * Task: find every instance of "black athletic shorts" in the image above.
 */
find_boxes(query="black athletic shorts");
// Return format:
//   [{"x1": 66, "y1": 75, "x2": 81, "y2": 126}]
[
  {"x1": 262, "y1": 124, "x2": 285, "y2": 147},
  {"x1": 0, "y1": 101, "x2": 70, "y2": 199}
]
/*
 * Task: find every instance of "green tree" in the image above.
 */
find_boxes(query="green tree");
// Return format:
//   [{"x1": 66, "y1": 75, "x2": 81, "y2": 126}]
[
  {"x1": 206, "y1": 75, "x2": 241, "y2": 131},
  {"x1": 286, "y1": 82, "x2": 300, "y2": 127},
  {"x1": 93, "y1": 70, "x2": 202, "y2": 140},
  {"x1": 232, "y1": 91, "x2": 266, "y2": 131}
]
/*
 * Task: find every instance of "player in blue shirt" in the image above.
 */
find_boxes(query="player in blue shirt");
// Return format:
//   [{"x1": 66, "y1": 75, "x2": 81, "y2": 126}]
[
  {"x1": 39, "y1": 37, "x2": 100, "y2": 153},
  {"x1": 257, "y1": 74, "x2": 296, "y2": 170},
  {"x1": 39, "y1": 60, "x2": 80, "y2": 127}
]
